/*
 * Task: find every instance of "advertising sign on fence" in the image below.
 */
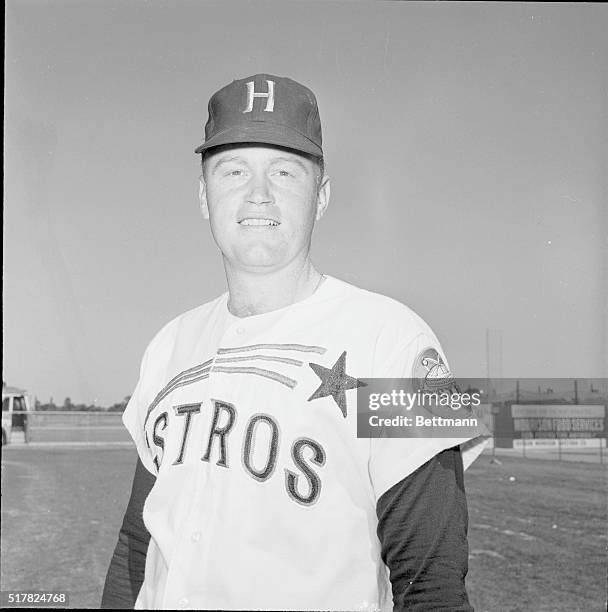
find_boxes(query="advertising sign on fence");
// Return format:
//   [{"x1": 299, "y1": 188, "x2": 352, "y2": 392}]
[{"x1": 510, "y1": 404, "x2": 606, "y2": 440}]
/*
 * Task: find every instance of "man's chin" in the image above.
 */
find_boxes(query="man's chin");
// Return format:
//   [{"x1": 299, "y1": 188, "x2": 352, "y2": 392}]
[
  {"x1": 220, "y1": 239, "x2": 311, "y2": 272},
  {"x1": 231, "y1": 248, "x2": 289, "y2": 271},
  {"x1": 236, "y1": 258, "x2": 284, "y2": 271}
]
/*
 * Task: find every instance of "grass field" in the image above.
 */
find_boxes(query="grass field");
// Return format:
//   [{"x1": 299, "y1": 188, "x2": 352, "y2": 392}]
[{"x1": 1, "y1": 447, "x2": 606, "y2": 610}]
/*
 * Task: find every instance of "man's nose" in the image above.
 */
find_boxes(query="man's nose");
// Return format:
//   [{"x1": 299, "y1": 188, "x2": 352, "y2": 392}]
[{"x1": 246, "y1": 174, "x2": 273, "y2": 205}]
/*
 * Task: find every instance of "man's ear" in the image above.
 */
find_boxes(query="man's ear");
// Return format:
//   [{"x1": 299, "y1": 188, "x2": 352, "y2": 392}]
[
  {"x1": 199, "y1": 176, "x2": 209, "y2": 219},
  {"x1": 315, "y1": 175, "x2": 331, "y2": 221}
]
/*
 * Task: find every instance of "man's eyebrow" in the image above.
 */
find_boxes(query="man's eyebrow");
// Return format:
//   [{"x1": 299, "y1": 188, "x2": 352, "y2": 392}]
[
  {"x1": 270, "y1": 156, "x2": 310, "y2": 173},
  {"x1": 209, "y1": 154, "x2": 310, "y2": 173},
  {"x1": 210, "y1": 155, "x2": 245, "y2": 173}
]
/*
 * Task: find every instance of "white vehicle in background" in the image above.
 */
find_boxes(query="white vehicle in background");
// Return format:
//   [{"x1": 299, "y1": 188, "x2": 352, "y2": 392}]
[{"x1": 2, "y1": 385, "x2": 31, "y2": 445}]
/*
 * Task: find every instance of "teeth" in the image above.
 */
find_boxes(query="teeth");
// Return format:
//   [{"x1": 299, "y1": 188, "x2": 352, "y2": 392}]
[{"x1": 240, "y1": 219, "x2": 279, "y2": 226}]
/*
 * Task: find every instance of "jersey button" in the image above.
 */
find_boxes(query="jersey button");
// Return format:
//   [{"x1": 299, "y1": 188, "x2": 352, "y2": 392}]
[
  {"x1": 236, "y1": 326, "x2": 245, "y2": 335},
  {"x1": 191, "y1": 531, "x2": 201, "y2": 542},
  {"x1": 177, "y1": 597, "x2": 189, "y2": 608}
]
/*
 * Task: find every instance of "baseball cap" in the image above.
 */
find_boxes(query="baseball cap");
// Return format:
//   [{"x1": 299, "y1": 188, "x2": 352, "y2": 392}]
[{"x1": 195, "y1": 73, "x2": 323, "y2": 158}]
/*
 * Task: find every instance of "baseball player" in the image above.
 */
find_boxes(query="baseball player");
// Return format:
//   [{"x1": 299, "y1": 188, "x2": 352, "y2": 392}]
[{"x1": 102, "y1": 73, "x2": 488, "y2": 611}]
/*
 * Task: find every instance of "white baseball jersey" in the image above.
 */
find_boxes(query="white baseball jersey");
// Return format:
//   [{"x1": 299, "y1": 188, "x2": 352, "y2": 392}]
[{"x1": 123, "y1": 275, "x2": 488, "y2": 611}]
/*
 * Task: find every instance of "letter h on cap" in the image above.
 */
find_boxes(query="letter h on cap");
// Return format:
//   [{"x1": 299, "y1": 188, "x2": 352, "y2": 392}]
[{"x1": 243, "y1": 80, "x2": 275, "y2": 113}]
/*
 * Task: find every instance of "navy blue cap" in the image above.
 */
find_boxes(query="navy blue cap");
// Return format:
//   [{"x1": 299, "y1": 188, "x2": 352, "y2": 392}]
[{"x1": 195, "y1": 73, "x2": 323, "y2": 158}]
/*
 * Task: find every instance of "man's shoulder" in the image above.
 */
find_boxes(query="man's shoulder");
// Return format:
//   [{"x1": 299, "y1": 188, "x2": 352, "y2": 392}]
[
  {"x1": 328, "y1": 275, "x2": 434, "y2": 335},
  {"x1": 330, "y1": 277, "x2": 448, "y2": 374},
  {"x1": 144, "y1": 292, "x2": 227, "y2": 355}
]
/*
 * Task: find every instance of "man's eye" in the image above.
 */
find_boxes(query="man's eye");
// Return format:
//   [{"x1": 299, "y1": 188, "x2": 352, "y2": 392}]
[
  {"x1": 277, "y1": 170, "x2": 292, "y2": 177},
  {"x1": 228, "y1": 169, "x2": 244, "y2": 176}
]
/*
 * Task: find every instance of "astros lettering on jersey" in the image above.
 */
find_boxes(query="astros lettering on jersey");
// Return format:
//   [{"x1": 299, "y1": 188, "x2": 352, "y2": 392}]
[{"x1": 123, "y1": 276, "x2": 488, "y2": 611}]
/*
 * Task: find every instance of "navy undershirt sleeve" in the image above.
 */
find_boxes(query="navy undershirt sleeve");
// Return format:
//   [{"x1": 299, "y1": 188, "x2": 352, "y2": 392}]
[
  {"x1": 376, "y1": 446, "x2": 473, "y2": 611},
  {"x1": 101, "y1": 458, "x2": 155, "y2": 609}
]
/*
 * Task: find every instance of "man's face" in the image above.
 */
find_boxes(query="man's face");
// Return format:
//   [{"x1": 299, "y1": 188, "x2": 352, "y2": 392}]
[{"x1": 199, "y1": 144, "x2": 330, "y2": 271}]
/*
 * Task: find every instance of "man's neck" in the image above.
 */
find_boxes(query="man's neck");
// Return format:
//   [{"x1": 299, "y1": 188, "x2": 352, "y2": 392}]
[{"x1": 224, "y1": 260, "x2": 323, "y2": 318}]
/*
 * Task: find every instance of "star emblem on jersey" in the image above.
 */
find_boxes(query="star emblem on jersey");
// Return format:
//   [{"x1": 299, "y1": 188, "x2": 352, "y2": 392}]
[{"x1": 307, "y1": 351, "x2": 366, "y2": 418}]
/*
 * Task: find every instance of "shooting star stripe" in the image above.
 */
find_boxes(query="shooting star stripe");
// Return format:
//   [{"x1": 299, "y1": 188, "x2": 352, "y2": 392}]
[
  {"x1": 214, "y1": 355, "x2": 303, "y2": 366},
  {"x1": 156, "y1": 366, "x2": 213, "y2": 404},
  {"x1": 160, "y1": 358, "x2": 214, "y2": 394},
  {"x1": 144, "y1": 348, "x2": 309, "y2": 425},
  {"x1": 145, "y1": 370, "x2": 211, "y2": 424},
  {"x1": 212, "y1": 366, "x2": 297, "y2": 389},
  {"x1": 217, "y1": 343, "x2": 326, "y2": 355}
]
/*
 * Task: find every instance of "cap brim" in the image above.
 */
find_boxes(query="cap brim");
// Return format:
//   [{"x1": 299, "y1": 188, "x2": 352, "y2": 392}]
[{"x1": 194, "y1": 124, "x2": 322, "y2": 158}]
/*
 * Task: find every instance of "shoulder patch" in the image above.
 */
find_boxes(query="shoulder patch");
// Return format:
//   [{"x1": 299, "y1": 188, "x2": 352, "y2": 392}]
[{"x1": 412, "y1": 347, "x2": 454, "y2": 391}]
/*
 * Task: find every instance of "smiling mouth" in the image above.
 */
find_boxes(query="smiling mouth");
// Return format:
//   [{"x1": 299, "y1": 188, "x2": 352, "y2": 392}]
[{"x1": 239, "y1": 218, "x2": 280, "y2": 227}]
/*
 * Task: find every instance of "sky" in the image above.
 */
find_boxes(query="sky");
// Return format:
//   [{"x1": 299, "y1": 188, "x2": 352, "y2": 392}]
[{"x1": 4, "y1": 1, "x2": 607, "y2": 406}]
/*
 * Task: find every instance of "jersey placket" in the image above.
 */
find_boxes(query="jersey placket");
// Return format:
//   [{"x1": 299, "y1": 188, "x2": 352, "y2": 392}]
[
  {"x1": 163, "y1": 316, "x2": 255, "y2": 609},
  {"x1": 160, "y1": 401, "x2": 210, "y2": 609}
]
